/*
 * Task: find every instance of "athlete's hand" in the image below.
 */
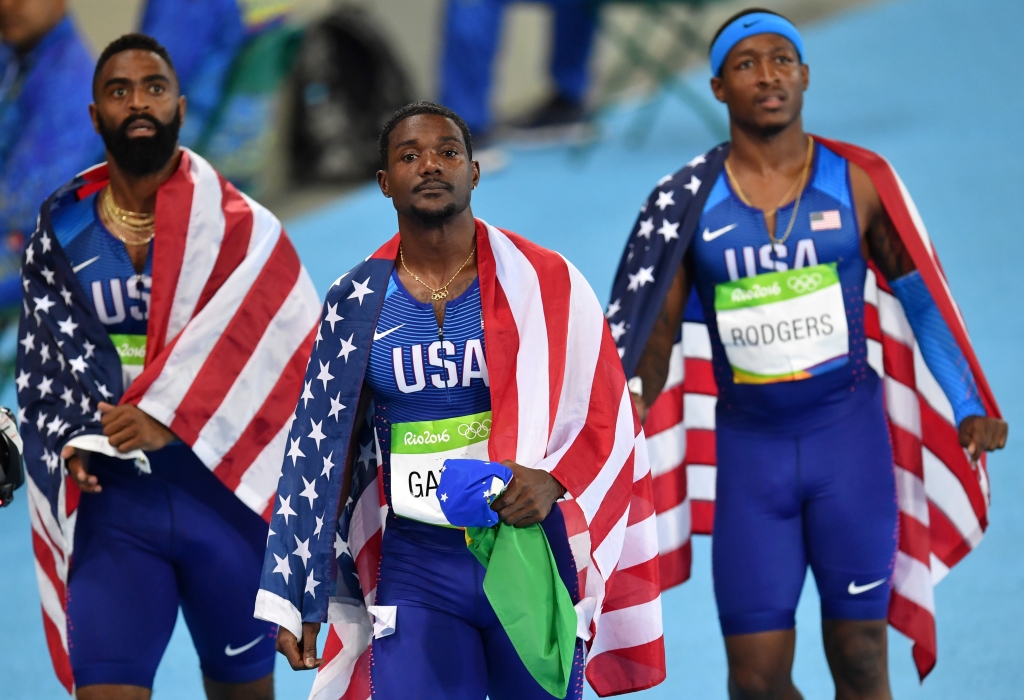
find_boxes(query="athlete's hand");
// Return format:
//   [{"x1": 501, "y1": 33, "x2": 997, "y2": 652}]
[
  {"x1": 276, "y1": 622, "x2": 322, "y2": 670},
  {"x1": 99, "y1": 402, "x2": 175, "y2": 453},
  {"x1": 630, "y1": 391, "x2": 648, "y2": 424},
  {"x1": 959, "y1": 415, "x2": 1008, "y2": 463},
  {"x1": 492, "y1": 461, "x2": 566, "y2": 527},
  {"x1": 61, "y1": 446, "x2": 100, "y2": 493}
]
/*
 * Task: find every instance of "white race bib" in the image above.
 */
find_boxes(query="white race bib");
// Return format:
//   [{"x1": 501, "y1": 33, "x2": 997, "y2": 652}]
[
  {"x1": 714, "y1": 263, "x2": 849, "y2": 384},
  {"x1": 110, "y1": 333, "x2": 146, "y2": 388},
  {"x1": 390, "y1": 411, "x2": 491, "y2": 526}
]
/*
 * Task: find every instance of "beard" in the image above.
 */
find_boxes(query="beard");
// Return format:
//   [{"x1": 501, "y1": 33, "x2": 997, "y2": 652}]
[
  {"x1": 408, "y1": 200, "x2": 461, "y2": 226},
  {"x1": 97, "y1": 108, "x2": 181, "y2": 177}
]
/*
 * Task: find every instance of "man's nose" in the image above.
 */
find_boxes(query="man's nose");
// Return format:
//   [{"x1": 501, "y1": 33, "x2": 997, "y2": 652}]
[
  {"x1": 419, "y1": 151, "x2": 443, "y2": 173},
  {"x1": 128, "y1": 89, "x2": 151, "y2": 112}
]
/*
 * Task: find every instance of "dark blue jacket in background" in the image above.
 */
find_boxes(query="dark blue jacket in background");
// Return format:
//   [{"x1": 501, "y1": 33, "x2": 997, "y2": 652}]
[
  {"x1": 140, "y1": 0, "x2": 248, "y2": 148},
  {"x1": 0, "y1": 17, "x2": 102, "y2": 307}
]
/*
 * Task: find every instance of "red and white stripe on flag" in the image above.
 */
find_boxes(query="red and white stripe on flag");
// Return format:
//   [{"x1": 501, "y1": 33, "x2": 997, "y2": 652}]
[
  {"x1": 120, "y1": 150, "x2": 321, "y2": 517},
  {"x1": 643, "y1": 321, "x2": 717, "y2": 588},
  {"x1": 644, "y1": 138, "x2": 998, "y2": 680}
]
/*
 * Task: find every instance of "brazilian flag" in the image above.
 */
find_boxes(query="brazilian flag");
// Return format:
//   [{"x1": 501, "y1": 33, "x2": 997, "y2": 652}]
[{"x1": 440, "y1": 459, "x2": 577, "y2": 698}]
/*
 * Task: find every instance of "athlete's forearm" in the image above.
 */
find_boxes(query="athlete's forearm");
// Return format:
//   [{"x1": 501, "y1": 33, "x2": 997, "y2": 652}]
[
  {"x1": 889, "y1": 270, "x2": 986, "y2": 425},
  {"x1": 633, "y1": 258, "x2": 691, "y2": 409}
]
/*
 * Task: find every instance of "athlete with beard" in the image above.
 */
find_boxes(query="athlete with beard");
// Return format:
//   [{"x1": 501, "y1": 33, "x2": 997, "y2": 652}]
[
  {"x1": 46, "y1": 35, "x2": 277, "y2": 700},
  {"x1": 611, "y1": 9, "x2": 1008, "y2": 700}
]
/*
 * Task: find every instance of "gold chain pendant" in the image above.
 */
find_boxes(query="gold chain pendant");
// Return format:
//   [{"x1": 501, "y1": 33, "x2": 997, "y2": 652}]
[{"x1": 401, "y1": 243, "x2": 476, "y2": 303}]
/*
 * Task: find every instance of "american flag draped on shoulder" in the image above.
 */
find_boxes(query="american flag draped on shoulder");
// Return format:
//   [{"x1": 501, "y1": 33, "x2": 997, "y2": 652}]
[
  {"x1": 255, "y1": 220, "x2": 665, "y2": 699},
  {"x1": 607, "y1": 136, "x2": 1001, "y2": 679},
  {"x1": 18, "y1": 149, "x2": 321, "y2": 693}
]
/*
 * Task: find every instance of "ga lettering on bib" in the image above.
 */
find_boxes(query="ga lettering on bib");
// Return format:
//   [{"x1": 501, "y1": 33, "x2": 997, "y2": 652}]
[{"x1": 390, "y1": 411, "x2": 492, "y2": 526}]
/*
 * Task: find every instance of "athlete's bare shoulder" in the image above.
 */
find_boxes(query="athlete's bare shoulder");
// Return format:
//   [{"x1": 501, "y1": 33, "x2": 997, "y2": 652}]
[
  {"x1": 847, "y1": 159, "x2": 916, "y2": 280},
  {"x1": 847, "y1": 160, "x2": 882, "y2": 238}
]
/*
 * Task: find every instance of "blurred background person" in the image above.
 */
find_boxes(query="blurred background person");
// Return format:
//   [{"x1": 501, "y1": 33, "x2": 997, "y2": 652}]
[
  {"x1": 139, "y1": 0, "x2": 247, "y2": 150},
  {"x1": 441, "y1": 0, "x2": 596, "y2": 142},
  {"x1": 140, "y1": 0, "x2": 296, "y2": 195},
  {"x1": 0, "y1": 0, "x2": 100, "y2": 311}
]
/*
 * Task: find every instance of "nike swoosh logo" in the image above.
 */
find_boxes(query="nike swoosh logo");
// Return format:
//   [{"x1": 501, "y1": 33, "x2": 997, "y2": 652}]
[
  {"x1": 224, "y1": 635, "x2": 264, "y2": 657},
  {"x1": 373, "y1": 324, "x2": 405, "y2": 341},
  {"x1": 702, "y1": 224, "x2": 738, "y2": 242},
  {"x1": 743, "y1": 19, "x2": 761, "y2": 28},
  {"x1": 72, "y1": 256, "x2": 100, "y2": 273},
  {"x1": 848, "y1": 578, "x2": 886, "y2": 595}
]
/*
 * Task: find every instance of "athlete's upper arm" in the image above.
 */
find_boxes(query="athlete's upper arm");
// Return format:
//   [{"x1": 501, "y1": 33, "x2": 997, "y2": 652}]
[
  {"x1": 850, "y1": 162, "x2": 916, "y2": 281},
  {"x1": 633, "y1": 252, "x2": 693, "y2": 406}
]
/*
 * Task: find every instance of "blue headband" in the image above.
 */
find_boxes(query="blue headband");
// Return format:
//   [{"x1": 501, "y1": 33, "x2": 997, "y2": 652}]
[{"x1": 710, "y1": 12, "x2": 804, "y2": 76}]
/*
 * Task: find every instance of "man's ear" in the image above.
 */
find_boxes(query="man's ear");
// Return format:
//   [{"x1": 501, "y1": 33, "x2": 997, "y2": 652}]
[
  {"x1": 470, "y1": 160, "x2": 481, "y2": 190},
  {"x1": 88, "y1": 103, "x2": 101, "y2": 135},
  {"x1": 178, "y1": 94, "x2": 187, "y2": 125},
  {"x1": 710, "y1": 76, "x2": 727, "y2": 104},
  {"x1": 377, "y1": 169, "x2": 390, "y2": 198}
]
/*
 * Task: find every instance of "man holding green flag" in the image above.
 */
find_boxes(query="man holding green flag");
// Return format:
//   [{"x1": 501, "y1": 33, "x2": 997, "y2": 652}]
[
  {"x1": 258, "y1": 101, "x2": 666, "y2": 700},
  {"x1": 439, "y1": 458, "x2": 578, "y2": 697}
]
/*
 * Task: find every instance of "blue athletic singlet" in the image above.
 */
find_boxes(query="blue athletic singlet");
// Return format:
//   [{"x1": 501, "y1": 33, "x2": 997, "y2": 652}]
[
  {"x1": 52, "y1": 192, "x2": 152, "y2": 337},
  {"x1": 364, "y1": 271, "x2": 584, "y2": 700},
  {"x1": 692, "y1": 141, "x2": 875, "y2": 432},
  {"x1": 365, "y1": 271, "x2": 491, "y2": 527},
  {"x1": 691, "y1": 143, "x2": 898, "y2": 635},
  {"x1": 52, "y1": 193, "x2": 276, "y2": 688}
]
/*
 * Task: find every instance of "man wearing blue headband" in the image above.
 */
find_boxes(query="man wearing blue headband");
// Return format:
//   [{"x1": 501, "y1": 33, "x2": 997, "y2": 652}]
[{"x1": 608, "y1": 7, "x2": 1007, "y2": 699}]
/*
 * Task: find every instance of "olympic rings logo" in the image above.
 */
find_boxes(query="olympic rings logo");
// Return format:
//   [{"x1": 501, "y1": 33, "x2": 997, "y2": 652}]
[
  {"x1": 458, "y1": 419, "x2": 492, "y2": 440},
  {"x1": 786, "y1": 272, "x2": 823, "y2": 294}
]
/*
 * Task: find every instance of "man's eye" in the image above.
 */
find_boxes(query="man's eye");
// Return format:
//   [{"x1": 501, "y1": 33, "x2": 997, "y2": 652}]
[
  {"x1": 402, "y1": 153, "x2": 416, "y2": 162},
  {"x1": 739, "y1": 60, "x2": 753, "y2": 70},
  {"x1": 443, "y1": 150, "x2": 458, "y2": 157},
  {"x1": 151, "y1": 85, "x2": 164, "y2": 94}
]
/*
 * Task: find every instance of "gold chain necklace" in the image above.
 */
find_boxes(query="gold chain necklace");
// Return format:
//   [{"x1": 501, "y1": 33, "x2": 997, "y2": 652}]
[
  {"x1": 725, "y1": 135, "x2": 814, "y2": 246},
  {"x1": 101, "y1": 186, "x2": 156, "y2": 245},
  {"x1": 400, "y1": 243, "x2": 477, "y2": 301}
]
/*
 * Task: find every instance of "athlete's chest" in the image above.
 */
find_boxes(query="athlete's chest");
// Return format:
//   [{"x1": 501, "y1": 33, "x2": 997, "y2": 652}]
[
  {"x1": 67, "y1": 223, "x2": 152, "y2": 333},
  {"x1": 366, "y1": 273, "x2": 490, "y2": 418},
  {"x1": 693, "y1": 148, "x2": 862, "y2": 286},
  {"x1": 55, "y1": 195, "x2": 152, "y2": 336}
]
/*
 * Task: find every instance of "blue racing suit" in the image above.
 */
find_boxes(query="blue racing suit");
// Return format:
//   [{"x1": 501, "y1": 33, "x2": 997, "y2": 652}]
[
  {"x1": 364, "y1": 271, "x2": 585, "y2": 699},
  {"x1": 52, "y1": 192, "x2": 277, "y2": 688}
]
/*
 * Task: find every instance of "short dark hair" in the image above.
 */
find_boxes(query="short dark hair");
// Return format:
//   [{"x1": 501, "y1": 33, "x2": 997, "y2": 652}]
[
  {"x1": 378, "y1": 101, "x2": 473, "y2": 170},
  {"x1": 709, "y1": 8, "x2": 787, "y2": 54},
  {"x1": 93, "y1": 33, "x2": 177, "y2": 98}
]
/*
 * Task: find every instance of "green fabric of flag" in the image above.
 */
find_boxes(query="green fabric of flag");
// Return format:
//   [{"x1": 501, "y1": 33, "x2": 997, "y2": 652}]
[{"x1": 465, "y1": 523, "x2": 577, "y2": 698}]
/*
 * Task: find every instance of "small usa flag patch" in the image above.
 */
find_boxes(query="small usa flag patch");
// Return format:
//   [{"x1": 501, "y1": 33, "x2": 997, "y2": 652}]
[{"x1": 810, "y1": 210, "x2": 842, "y2": 231}]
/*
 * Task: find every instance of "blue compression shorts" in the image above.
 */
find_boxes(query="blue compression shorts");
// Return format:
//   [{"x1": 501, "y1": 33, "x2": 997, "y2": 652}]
[
  {"x1": 712, "y1": 376, "x2": 899, "y2": 636},
  {"x1": 67, "y1": 444, "x2": 276, "y2": 688},
  {"x1": 370, "y1": 514, "x2": 586, "y2": 700}
]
